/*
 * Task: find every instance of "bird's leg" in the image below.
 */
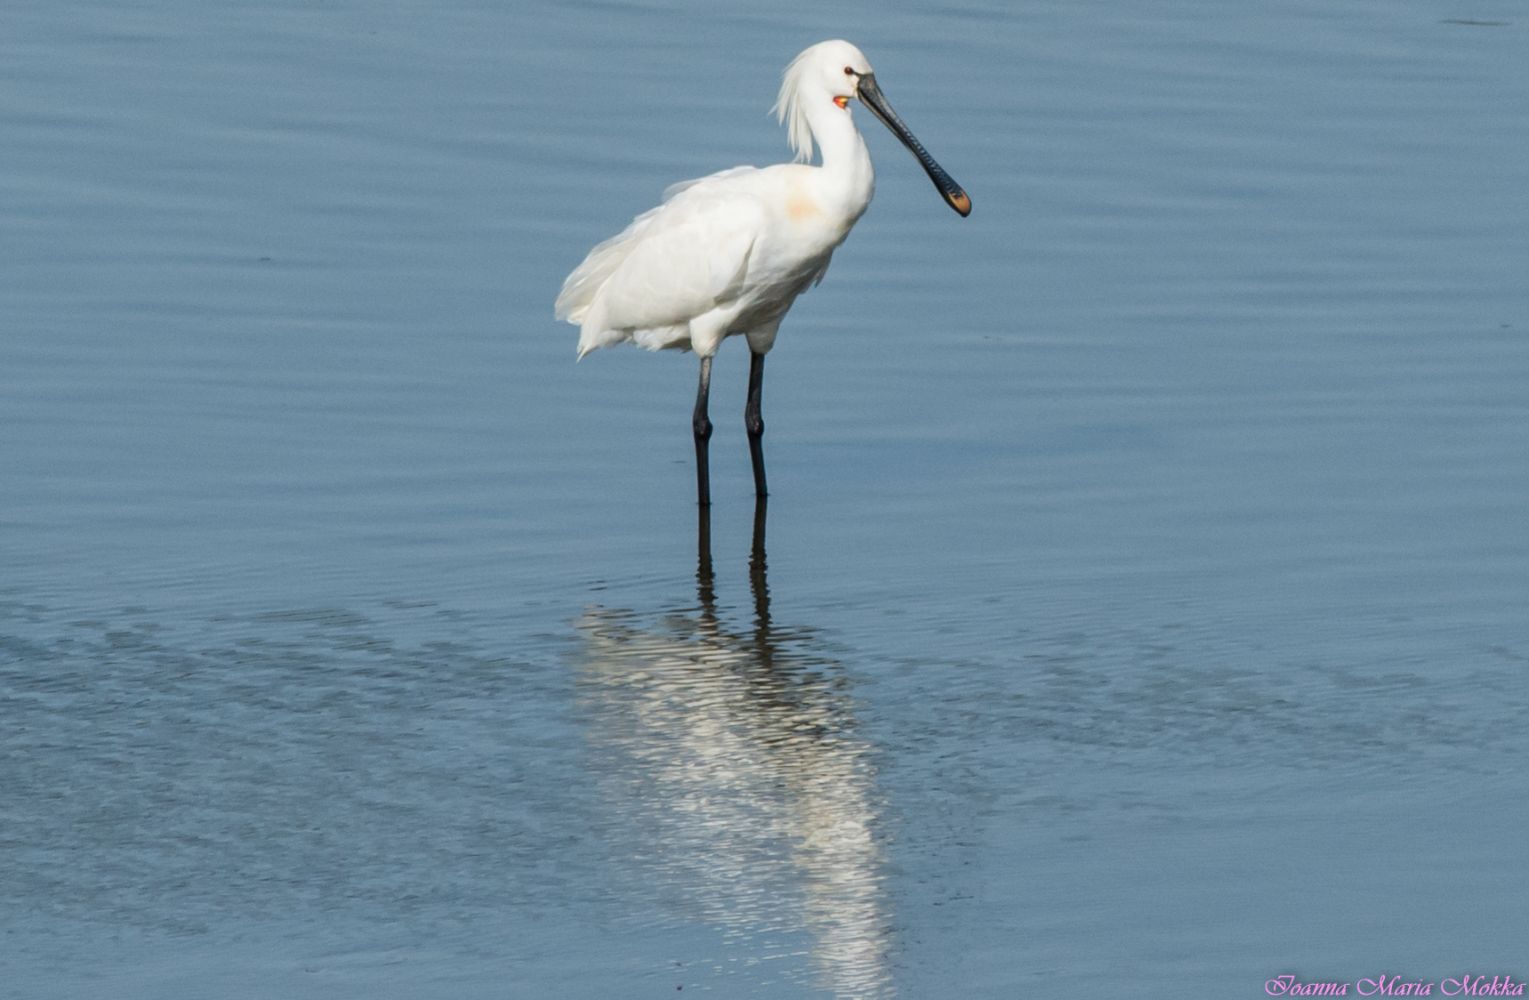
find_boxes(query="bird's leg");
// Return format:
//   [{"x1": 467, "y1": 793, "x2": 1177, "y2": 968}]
[
  {"x1": 696, "y1": 501, "x2": 715, "y2": 613},
  {"x1": 693, "y1": 355, "x2": 714, "y2": 507},
  {"x1": 745, "y1": 351, "x2": 768, "y2": 498}
]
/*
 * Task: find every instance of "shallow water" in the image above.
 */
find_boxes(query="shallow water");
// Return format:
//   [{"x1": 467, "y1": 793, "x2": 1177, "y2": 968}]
[{"x1": 3, "y1": 0, "x2": 1527, "y2": 996}]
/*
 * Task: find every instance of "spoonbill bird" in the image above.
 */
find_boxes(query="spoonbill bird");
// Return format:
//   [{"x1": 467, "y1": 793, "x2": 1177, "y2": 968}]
[{"x1": 555, "y1": 39, "x2": 970, "y2": 506}]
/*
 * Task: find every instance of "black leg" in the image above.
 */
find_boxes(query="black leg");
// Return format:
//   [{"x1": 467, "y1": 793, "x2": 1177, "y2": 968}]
[
  {"x1": 745, "y1": 351, "x2": 767, "y2": 498},
  {"x1": 693, "y1": 355, "x2": 714, "y2": 507},
  {"x1": 696, "y1": 501, "x2": 715, "y2": 612}
]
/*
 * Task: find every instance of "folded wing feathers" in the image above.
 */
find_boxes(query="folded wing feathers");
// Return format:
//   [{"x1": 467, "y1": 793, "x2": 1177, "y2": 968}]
[{"x1": 557, "y1": 168, "x2": 766, "y2": 357}]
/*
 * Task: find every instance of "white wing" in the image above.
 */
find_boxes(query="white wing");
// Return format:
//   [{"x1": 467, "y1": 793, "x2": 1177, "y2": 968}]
[
  {"x1": 557, "y1": 167, "x2": 768, "y2": 354},
  {"x1": 660, "y1": 165, "x2": 757, "y2": 203}
]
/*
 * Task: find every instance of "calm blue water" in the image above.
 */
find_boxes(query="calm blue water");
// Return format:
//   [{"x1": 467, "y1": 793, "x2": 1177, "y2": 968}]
[{"x1": 3, "y1": 1, "x2": 1527, "y2": 996}]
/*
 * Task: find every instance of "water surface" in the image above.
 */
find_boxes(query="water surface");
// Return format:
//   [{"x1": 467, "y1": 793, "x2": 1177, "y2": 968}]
[{"x1": 3, "y1": 1, "x2": 1527, "y2": 996}]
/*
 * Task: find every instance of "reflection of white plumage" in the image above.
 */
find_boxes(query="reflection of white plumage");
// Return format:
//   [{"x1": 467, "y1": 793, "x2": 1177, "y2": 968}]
[
  {"x1": 576, "y1": 601, "x2": 890, "y2": 997},
  {"x1": 556, "y1": 39, "x2": 970, "y2": 506}
]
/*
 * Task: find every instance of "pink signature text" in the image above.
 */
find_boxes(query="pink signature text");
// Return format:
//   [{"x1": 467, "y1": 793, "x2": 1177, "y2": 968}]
[{"x1": 1265, "y1": 974, "x2": 1525, "y2": 997}]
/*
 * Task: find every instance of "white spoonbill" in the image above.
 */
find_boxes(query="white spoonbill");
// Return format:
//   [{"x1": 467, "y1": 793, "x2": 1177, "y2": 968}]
[{"x1": 555, "y1": 39, "x2": 970, "y2": 506}]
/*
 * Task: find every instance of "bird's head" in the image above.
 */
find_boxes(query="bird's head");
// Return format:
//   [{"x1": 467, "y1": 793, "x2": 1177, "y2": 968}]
[
  {"x1": 774, "y1": 40, "x2": 872, "y2": 163},
  {"x1": 805, "y1": 39, "x2": 876, "y2": 111},
  {"x1": 774, "y1": 40, "x2": 971, "y2": 217}
]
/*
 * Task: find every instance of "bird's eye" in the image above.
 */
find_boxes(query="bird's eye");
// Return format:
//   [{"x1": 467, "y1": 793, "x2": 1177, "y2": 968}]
[{"x1": 843, "y1": 66, "x2": 855, "y2": 76}]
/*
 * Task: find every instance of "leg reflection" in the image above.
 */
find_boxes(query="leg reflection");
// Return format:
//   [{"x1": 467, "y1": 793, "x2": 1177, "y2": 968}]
[
  {"x1": 583, "y1": 492, "x2": 891, "y2": 999},
  {"x1": 694, "y1": 496, "x2": 768, "y2": 630},
  {"x1": 749, "y1": 497, "x2": 771, "y2": 642}
]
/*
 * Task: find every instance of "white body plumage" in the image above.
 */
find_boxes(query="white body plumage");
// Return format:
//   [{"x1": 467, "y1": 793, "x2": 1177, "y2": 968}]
[
  {"x1": 554, "y1": 40, "x2": 968, "y2": 504},
  {"x1": 556, "y1": 40, "x2": 887, "y2": 360}
]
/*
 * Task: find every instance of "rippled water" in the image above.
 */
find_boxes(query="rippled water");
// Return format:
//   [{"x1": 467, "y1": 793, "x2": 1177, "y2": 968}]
[{"x1": 3, "y1": 0, "x2": 1527, "y2": 996}]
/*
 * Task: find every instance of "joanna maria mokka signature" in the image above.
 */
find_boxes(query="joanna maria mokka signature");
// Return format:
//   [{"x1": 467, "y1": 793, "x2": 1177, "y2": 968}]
[{"x1": 1266, "y1": 974, "x2": 1525, "y2": 997}]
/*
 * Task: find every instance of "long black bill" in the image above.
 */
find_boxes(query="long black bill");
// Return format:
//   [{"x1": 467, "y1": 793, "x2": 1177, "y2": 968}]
[{"x1": 856, "y1": 73, "x2": 971, "y2": 217}]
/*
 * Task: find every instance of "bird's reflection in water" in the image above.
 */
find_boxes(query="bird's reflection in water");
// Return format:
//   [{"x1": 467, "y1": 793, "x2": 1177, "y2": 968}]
[{"x1": 576, "y1": 500, "x2": 892, "y2": 999}]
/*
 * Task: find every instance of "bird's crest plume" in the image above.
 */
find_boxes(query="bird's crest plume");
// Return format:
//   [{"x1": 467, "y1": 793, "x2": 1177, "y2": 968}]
[{"x1": 772, "y1": 46, "x2": 819, "y2": 165}]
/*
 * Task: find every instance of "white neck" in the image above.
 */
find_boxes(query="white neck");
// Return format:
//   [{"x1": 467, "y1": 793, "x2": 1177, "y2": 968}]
[{"x1": 804, "y1": 94, "x2": 875, "y2": 221}]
